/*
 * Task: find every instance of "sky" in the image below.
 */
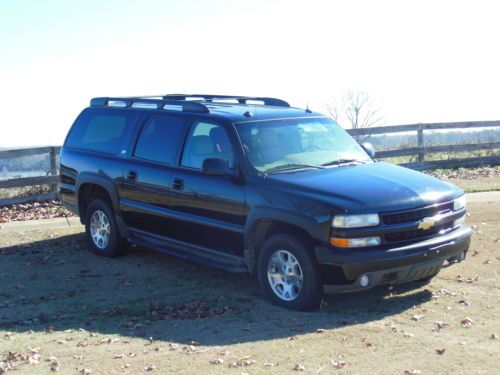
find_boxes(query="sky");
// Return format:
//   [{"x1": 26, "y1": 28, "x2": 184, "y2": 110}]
[{"x1": 1, "y1": 0, "x2": 500, "y2": 147}]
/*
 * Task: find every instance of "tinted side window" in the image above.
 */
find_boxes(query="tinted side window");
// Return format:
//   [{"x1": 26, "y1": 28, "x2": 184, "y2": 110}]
[
  {"x1": 134, "y1": 115, "x2": 186, "y2": 165},
  {"x1": 65, "y1": 110, "x2": 128, "y2": 154},
  {"x1": 181, "y1": 122, "x2": 234, "y2": 169}
]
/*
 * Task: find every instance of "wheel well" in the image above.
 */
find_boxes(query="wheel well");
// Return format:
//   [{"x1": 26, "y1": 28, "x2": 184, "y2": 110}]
[
  {"x1": 78, "y1": 183, "x2": 111, "y2": 220},
  {"x1": 248, "y1": 219, "x2": 316, "y2": 273}
]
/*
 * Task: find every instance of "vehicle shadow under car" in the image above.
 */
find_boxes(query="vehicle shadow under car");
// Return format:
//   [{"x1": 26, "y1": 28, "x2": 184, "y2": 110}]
[{"x1": 0, "y1": 232, "x2": 432, "y2": 346}]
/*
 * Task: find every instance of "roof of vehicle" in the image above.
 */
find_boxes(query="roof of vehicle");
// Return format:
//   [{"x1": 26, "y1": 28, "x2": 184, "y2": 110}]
[{"x1": 89, "y1": 94, "x2": 327, "y2": 123}]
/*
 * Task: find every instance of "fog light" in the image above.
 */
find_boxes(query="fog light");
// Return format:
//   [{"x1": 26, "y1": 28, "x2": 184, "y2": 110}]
[
  {"x1": 454, "y1": 216, "x2": 465, "y2": 228},
  {"x1": 448, "y1": 251, "x2": 466, "y2": 263},
  {"x1": 360, "y1": 275, "x2": 370, "y2": 288}
]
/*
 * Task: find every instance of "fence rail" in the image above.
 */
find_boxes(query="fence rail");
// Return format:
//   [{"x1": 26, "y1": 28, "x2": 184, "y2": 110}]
[
  {"x1": 1, "y1": 120, "x2": 500, "y2": 206},
  {"x1": 347, "y1": 120, "x2": 500, "y2": 169},
  {"x1": 0, "y1": 146, "x2": 60, "y2": 206}
]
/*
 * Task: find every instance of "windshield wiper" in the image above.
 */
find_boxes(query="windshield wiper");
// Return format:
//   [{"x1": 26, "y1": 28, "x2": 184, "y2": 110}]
[
  {"x1": 321, "y1": 158, "x2": 366, "y2": 167},
  {"x1": 264, "y1": 163, "x2": 325, "y2": 173}
]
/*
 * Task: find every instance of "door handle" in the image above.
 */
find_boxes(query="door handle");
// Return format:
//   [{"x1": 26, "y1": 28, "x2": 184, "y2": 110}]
[
  {"x1": 127, "y1": 170, "x2": 138, "y2": 181},
  {"x1": 172, "y1": 178, "x2": 184, "y2": 190}
]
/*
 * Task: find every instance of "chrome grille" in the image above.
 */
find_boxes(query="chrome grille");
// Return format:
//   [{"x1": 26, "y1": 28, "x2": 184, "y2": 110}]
[{"x1": 381, "y1": 201, "x2": 454, "y2": 225}]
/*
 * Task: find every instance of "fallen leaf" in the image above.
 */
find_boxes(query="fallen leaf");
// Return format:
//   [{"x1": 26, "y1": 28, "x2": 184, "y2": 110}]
[
  {"x1": 209, "y1": 358, "x2": 224, "y2": 365},
  {"x1": 435, "y1": 348, "x2": 446, "y2": 355},
  {"x1": 293, "y1": 363, "x2": 305, "y2": 371},
  {"x1": 48, "y1": 356, "x2": 60, "y2": 372},
  {"x1": 411, "y1": 314, "x2": 423, "y2": 321},
  {"x1": 331, "y1": 360, "x2": 346, "y2": 369},
  {"x1": 461, "y1": 317, "x2": 474, "y2": 327},
  {"x1": 435, "y1": 321, "x2": 449, "y2": 330},
  {"x1": 28, "y1": 353, "x2": 41, "y2": 365}
]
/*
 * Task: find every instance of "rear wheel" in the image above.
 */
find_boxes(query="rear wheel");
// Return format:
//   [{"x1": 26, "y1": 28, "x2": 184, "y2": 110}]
[
  {"x1": 257, "y1": 234, "x2": 323, "y2": 311},
  {"x1": 85, "y1": 198, "x2": 125, "y2": 257}
]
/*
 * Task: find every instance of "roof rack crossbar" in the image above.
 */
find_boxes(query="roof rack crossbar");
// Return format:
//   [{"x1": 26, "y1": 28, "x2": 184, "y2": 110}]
[
  {"x1": 90, "y1": 97, "x2": 210, "y2": 113},
  {"x1": 162, "y1": 94, "x2": 290, "y2": 108}
]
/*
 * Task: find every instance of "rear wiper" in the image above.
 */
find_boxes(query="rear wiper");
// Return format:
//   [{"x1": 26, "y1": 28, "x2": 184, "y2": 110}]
[
  {"x1": 264, "y1": 163, "x2": 325, "y2": 173},
  {"x1": 321, "y1": 158, "x2": 366, "y2": 167}
]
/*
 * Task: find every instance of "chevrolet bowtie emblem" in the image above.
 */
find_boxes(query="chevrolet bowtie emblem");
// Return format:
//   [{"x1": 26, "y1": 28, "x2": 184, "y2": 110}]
[{"x1": 418, "y1": 217, "x2": 437, "y2": 230}]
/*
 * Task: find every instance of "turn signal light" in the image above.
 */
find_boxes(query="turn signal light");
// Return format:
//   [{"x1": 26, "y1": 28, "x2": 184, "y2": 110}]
[
  {"x1": 330, "y1": 236, "x2": 381, "y2": 248},
  {"x1": 330, "y1": 237, "x2": 350, "y2": 247}
]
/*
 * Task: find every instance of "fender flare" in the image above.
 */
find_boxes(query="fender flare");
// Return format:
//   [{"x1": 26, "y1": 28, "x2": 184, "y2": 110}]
[
  {"x1": 75, "y1": 173, "x2": 130, "y2": 238},
  {"x1": 243, "y1": 207, "x2": 325, "y2": 271},
  {"x1": 75, "y1": 173, "x2": 121, "y2": 214}
]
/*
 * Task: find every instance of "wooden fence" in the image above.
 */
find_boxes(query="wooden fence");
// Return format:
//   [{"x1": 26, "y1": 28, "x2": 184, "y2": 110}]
[
  {"x1": 347, "y1": 120, "x2": 500, "y2": 170},
  {"x1": 0, "y1": 146, "x2": 60, "y2": 206},
  {"x1": 0, "y1": 120, "x2": 499, "y2": 206}
]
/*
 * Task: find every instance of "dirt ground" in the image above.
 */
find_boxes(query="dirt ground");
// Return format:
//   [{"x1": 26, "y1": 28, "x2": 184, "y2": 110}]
[{"x1": 0, "y1": 200, "x2": 499, "y2": 374}]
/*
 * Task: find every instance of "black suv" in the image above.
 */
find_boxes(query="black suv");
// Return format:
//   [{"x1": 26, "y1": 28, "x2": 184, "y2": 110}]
[{"x1": 60, "y1": 94, "x2": 471, "y2": 310}]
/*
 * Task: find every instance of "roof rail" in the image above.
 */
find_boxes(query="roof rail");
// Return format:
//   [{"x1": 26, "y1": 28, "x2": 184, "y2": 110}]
[
  {"x1": 90, "y1": 97, "x2": 210, "y2": 113},
  {"x1": 163, "y1": 94, "x2": 290, "y2": 108}
]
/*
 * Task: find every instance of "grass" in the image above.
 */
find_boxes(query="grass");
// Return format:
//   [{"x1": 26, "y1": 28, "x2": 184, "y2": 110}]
[
  {"x1": 444, "y1": 176, "x2": 500, "y2": 193},
  {"x1": 0, "y1": 201, "x2": 499, "y2": 374}
]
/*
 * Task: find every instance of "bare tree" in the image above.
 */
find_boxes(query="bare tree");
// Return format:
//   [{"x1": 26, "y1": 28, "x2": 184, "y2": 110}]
[{"x1": 325, "y1": 90, "x2": 383, "y2": 142}]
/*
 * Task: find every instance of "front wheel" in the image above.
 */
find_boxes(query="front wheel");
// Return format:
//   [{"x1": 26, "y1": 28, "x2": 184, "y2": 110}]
[
  {"x1": 257, "y1": 234, "x2": 323, "y2": 311},
  {"x1": 85, "y1": 198, "x2": 125, "y2": 257}
]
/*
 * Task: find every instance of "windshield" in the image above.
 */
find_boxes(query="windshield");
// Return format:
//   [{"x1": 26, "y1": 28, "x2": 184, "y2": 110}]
[{"x1": 235, "y1": 117, "x2": 372, "y2": 172}]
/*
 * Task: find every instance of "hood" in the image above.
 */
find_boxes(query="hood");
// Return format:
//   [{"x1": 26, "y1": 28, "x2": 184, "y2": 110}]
[{"x1": 264, "y1": 161, "x2": 462, "y2": 213}]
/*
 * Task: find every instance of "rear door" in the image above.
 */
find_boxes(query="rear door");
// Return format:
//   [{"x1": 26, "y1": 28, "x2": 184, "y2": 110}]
[{"x1": 119, "y1": 113, "x2": 188, "y2": 235}]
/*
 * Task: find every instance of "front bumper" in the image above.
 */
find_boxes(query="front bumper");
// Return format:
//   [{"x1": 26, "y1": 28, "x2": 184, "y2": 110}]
[{"x1": 315, "y1": 226, "x2": 472, "y2": 293}]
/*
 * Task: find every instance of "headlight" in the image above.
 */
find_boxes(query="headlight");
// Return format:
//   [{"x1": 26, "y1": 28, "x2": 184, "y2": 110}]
[
  {"x1": 332, "y1": 214, "x2": 380, "y2": 228},
  {"x1": 453, "y1": 195, "x2": 467, "y2": 211},
  {"x1": 330, "y1": 236, "x2": 381, "y2": 248}
]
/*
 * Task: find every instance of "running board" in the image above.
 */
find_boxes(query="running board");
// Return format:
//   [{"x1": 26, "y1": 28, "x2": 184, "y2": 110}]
[{"x1": 128, "y1": 228, "x2": 248, "y2": 273}]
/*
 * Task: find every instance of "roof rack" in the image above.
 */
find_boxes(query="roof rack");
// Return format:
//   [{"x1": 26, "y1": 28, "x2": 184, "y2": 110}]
[
  {"x1": 90, "y1": 97, "x2": 210, "y2": 113},
  {"x1": 162, "y1": 94, "x2": 290, "y2": 107}
]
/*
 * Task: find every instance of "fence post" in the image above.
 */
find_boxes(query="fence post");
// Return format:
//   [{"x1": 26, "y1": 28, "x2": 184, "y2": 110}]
[
  {"x1": 49, "y1": 147, "x2": 58, "y2": 196},
  {"x1": 417, "y1": 123, "x2": 425, "y2": 162}
]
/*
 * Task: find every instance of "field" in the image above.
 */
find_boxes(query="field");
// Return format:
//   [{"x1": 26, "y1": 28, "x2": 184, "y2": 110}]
[{"x1": 0, "y1": 197, "x2": 499, "y2": 374}]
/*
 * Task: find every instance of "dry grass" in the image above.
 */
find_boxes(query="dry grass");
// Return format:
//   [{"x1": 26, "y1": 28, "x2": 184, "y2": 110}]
[{"x1": 0, "y1": 201, "x2": 499, "y2": 374}]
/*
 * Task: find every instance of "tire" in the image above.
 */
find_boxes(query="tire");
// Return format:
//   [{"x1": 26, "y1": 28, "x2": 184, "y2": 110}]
[
  {"x1": 84, "y1": 198, "x2": 125, "y2": 257},
  {"x1": 257, "y1": 234, "x2": 323, "y2": 311}
]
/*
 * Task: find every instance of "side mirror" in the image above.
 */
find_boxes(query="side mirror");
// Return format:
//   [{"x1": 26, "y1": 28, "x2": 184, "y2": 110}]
[
  {"x1": 361, "y1": 142, "x2": 376, "y2": 158},
  {"x1": 202, "y1": 158, "x2": 233, "y2": 176}
]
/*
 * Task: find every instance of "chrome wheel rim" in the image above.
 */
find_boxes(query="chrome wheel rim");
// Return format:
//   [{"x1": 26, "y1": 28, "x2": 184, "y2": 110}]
[
  {"x1": 267, "y1": 250, "x2": 303, "y2": 301},
  {"x1": 90, "y1": 210, "x2": 111, "y2": 249}
]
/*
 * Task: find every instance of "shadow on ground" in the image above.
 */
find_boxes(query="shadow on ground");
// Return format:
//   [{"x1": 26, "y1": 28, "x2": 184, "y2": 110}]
[{"x1": 0, "y1": 233, "x2": 432, "y2": 345}]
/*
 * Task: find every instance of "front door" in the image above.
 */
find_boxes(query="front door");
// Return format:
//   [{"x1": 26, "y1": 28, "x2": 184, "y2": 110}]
[{"x1": 168, "y1": 120, "x2": 246, "y2": 256}]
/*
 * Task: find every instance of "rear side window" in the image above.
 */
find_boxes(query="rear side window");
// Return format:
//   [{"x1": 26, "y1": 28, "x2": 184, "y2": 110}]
[
  {"x1": 134, "y1": 115, "x2": 186, "y2": 165},
  {"x1": 65, "y1": 110, "x2": 128, "y2": 154}
]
